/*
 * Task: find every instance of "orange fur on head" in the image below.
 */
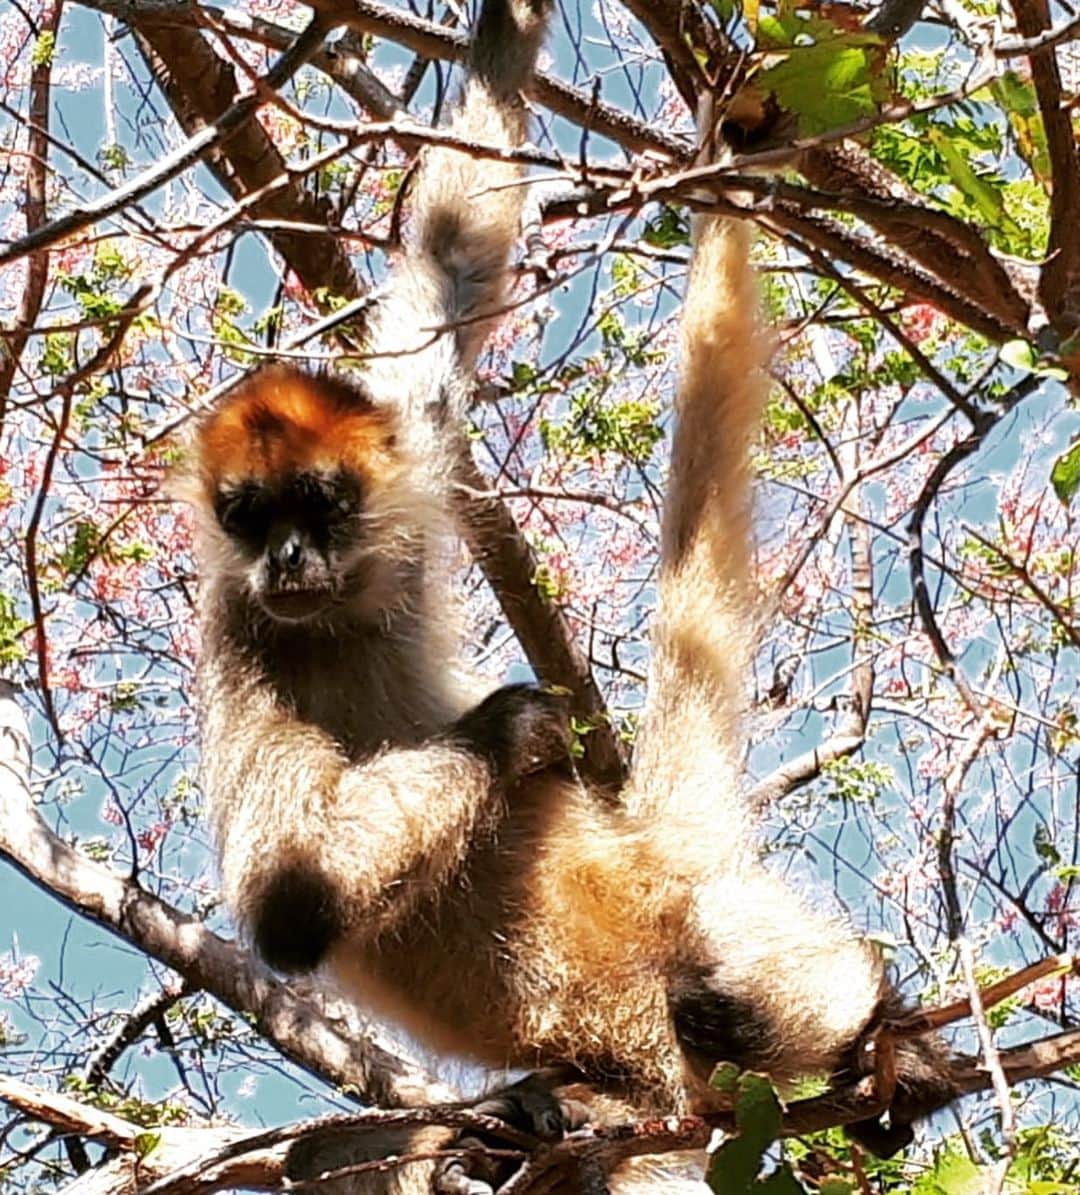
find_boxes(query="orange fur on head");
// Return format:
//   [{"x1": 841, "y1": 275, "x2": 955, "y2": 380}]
[{"x1": 196, "y1": 367, "x2": 400, "y2": 489}]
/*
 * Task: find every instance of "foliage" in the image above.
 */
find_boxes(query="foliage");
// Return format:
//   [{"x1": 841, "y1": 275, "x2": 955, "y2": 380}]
[{"x1": 707, "y1": 1068, "x2": 806, "y2": 1194}]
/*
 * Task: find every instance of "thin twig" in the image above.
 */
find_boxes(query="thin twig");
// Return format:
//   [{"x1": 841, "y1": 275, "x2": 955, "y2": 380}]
[{"x1": 0, "y1": 15, "x2": 330, "y2": 268}]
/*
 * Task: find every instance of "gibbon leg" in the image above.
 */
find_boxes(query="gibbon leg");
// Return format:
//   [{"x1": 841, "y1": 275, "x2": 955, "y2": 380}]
[{"x1": 623, "y1": 106, "x2": 958, "y2": 1150}]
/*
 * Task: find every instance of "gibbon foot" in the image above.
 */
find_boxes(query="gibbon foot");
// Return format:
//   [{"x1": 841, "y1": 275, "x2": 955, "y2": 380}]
[
  {"x1": 841, "y1": 1017, "x2": 960, "y2": 1158},
  {"x1": 435, "y1": 1072, "x2": 590, "y2": 1195},
  {"x1": 450, "y1": 684, "x2": 573, "y2": 785}
]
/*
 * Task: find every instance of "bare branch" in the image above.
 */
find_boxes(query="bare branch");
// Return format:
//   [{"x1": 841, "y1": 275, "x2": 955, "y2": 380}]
[
  {"x1": 1011, "y1": 0, "x2": 1080, "y2": 369},
  {"x1": 0, "y1": 1073, "x2": 141, "y2": 1150},
  {"x1": 0, "y1": 15, "x2": 330, "y2": 271},
  {"x1": 964, "y1": 524, "x2": 1080, "y2": 651},
  {"x1": 995, "y1": 14, "x2": 1080, "y2": 56},
  {"x1": 0, "y1": 0, "x2": 59, "y2": 429},
  {"x1": 129, "y1": 11, "x2": 361, "y2": 301},
  {"x1": 906, "y1": 425, "x2": 994, "y2": 721},
  {"x1": 454, "y1": 453, "x2": 630, "y2": 792},
  {"x1": 275, "y1": 0, "x2": 689, "y2": 158}
]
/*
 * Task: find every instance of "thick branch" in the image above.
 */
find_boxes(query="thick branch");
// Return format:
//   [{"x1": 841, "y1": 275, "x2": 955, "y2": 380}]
[
  {"x1": 0, "y1": 1074, "x2": 142, "y2": 1149},
  {"x1": 797, "y1": 144, "x2": 1031, "y2": 334},
  {"x1": 0, "y1": 0, "x2": 60, "y2": 428},
  {"x1": 128, "y1": 13, "x2": 360, "y2": 301},
  {"x1": 74, "y1": 0, "x2": 400, "y2": 117},
  {"x1": 10, "y1": 1021, "x2": 1080, "y2": 1195},
  {"x1": 608, "y1": 0, "x2": 707, "y2": 109},
  {"x1": 1011, "y1": 0, "x2": 1080, "y2": 360},
  {"x1": 553, "y1": 166, "x2": 1028, "y2": 345}
]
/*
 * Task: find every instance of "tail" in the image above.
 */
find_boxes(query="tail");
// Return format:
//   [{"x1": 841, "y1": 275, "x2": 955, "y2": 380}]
[
  {"x1": 362, "y1": 0, "x2": 550, "y2": 415},
  {"x1": 625, "y1": 211, "x2": 769, "y2": 850}
]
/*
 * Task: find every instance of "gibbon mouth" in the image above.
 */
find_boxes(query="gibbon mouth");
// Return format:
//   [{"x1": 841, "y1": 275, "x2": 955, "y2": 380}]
[{"x1": 260, "y1": 589, "x2": 336, "y2": 622}]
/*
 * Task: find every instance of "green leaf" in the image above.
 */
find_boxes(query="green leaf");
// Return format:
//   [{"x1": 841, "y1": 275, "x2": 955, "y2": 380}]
[
  {"x1": 756, "y1": 14, "x2": 788, "y2": 45},
  {"x1": 31, "y1": 30, "x2": 55, "y2": 67},
  {"x1": 41, "y1": 331, "x2": 73, "y2": 377},
  {"x1": 927, "y1": 127, "x2": 1020, "y2": 235},
  {"x1": 0, "y1": 593, "x2": 31, "y2": 666},
  {"x1": 992, "y1": 71, "x2": 1052, "y2": 185},
  {"x1": 1000, "y1": 339, "x2": 1068, "y2": 381},
  {"x1": 755, "y1": 39, "x2": 886, "y2": 136},
  {"x1": 710, "y1": 1061, "x2": 742, "y2": 1094},
  {"x1": 911, "y1": 1146, "x2": 985, "y2": 1195},
  {"x1": 1051, "y1": 440, "x2": 1080, "y2": 507},
  {"x1": 642, "y1": 206, "x2": 690, "y2": 249},
  {"x1": 707, "y1": 1072, "x2": 808, "y2": 1195},
  {"x1": 134, "y1": 1132, "x2": 161, "y2": 1159},
  {"x1": 1034, "y1": 825, "x2": 1060, "y2": 864},
  {"x1": 511, "y1": 361, "x2": 538, "y2": 389},
  {"x1": 757, "y1": 1168, "x2": 806, "y2": 1195},
  {"x1": 1000, "y1": 339, "x2": 1036, "y2": 372}
]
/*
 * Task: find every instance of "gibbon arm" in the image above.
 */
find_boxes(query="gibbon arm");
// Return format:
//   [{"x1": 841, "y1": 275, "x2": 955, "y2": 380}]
[
  {"x1": 199, "y1": 630, "x2": 566, "y2": 973},
  {"x1": 200, "y1": 642, "x2": 487, "y2": 970}
]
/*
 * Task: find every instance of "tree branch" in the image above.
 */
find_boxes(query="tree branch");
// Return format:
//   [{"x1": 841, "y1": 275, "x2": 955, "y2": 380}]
[
  {"x1": 9, "y1": 1017, "x2": 1080, "y2": 1195},
  {"x1": 906, "y1": 425, "x2": 994, "y2": 721},
  {"x1": 797, "y1": 143, "x2": 1031, "y2": 334},
  {"x1": 1010, "y1": 0, "x2": 1080, "y2": 376},
  {"x1": 0, "y1": 0, "x2": 59, "y2": 429},
  {"x1": 0, "y1": 15, "x2": 331, "y2": 270},
  {"x1": 288, "y1": 0, "x2": 688, "y2": 159},
  {"x1": 128, "y1": 12, "x2": 361, "y2": 303},
  {"x1": 454, "y1": 453, "x2": 630, "y2": 793}
]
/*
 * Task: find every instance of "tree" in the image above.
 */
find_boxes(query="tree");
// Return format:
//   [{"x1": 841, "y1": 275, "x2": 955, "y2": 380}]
[{"x1": 1, "y1": 0, "x2": 1080, "y2": 1190}]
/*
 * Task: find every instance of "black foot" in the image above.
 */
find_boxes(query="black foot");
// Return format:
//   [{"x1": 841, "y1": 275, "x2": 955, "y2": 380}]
[
  {"x1": 846, "y1": 1116, "x2": 915, "y2": 1159},
  {"x1": 435, "y1": 1072, "x2": 589, "y2": 1195},
  {"x1": 839, "y1": 995, "x2": 960, "y2": 1159}
]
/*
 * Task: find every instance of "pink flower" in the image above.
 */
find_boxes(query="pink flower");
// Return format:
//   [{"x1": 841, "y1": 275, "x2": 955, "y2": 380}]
[
  {"x1": 1025, "y1": 975, "x2": 1065, "y2": 1012},
  {"x1": 138, "y1": 822, "x2": 170, "y2": 854},
  {"x1": 0, "y1": 951, "x2": 39, "y2": 999},
  {"x1": 902, "y1": 303, "x2": 942, "y2": 343},
  {"x1": 101, "y1": 800, "x2": 124, "y2": 826}
]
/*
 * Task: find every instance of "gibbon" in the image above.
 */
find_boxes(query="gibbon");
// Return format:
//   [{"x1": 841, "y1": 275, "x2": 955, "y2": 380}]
[{"x1": 187, "y1": 0, "x2": 957, "y2": 1187}]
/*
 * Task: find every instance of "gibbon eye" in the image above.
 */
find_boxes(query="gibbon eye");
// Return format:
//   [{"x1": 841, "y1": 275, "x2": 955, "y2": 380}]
[
  {"x1": 215, "y1": 485, "x2": 269, "y2": 541},
  {"x1": 290, "y1": 470, "x2": 363, "y2": 528}
]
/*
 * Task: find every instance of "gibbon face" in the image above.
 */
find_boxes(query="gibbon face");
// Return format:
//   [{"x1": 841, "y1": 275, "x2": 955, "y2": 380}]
[
  {"x1": 213, "y1": 467, "x2": 365, "y2": 623},
  {"x1": 195, "y1": 368, "x2": 411, "y2": 625}
]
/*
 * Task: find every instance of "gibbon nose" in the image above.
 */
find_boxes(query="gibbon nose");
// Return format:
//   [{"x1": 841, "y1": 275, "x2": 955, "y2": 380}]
[{"x1": 270, "y1": 529, "x2": 305, "y2": 574}]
